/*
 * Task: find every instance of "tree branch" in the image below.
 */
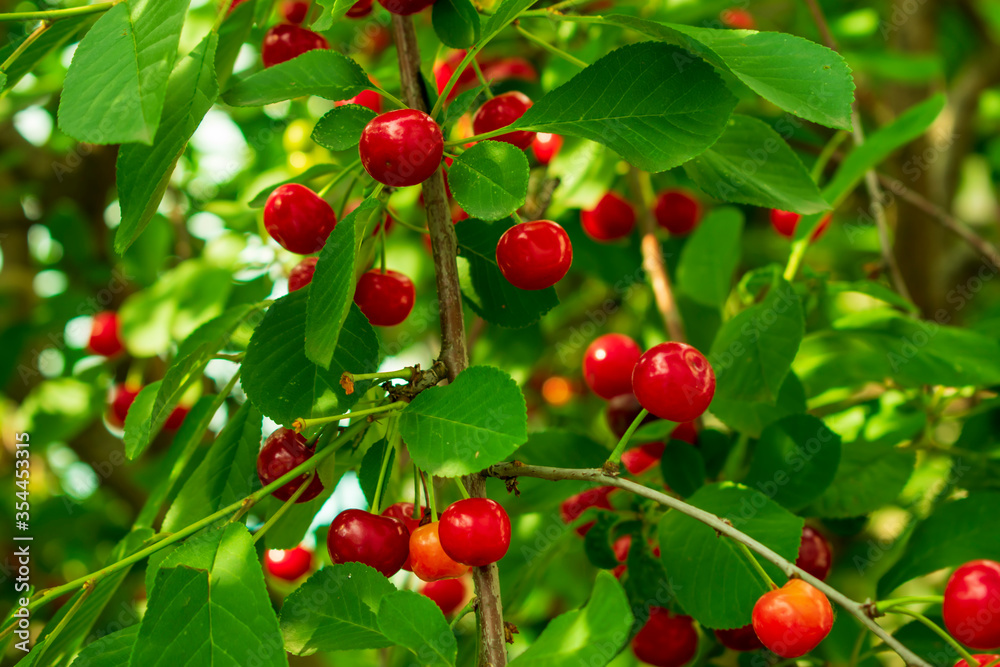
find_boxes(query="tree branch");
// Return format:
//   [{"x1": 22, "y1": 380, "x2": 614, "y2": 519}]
[
  {"x1": 390, "y1": 14, "x2": 507, "y2": 667},
  {"x1": 485, "y1": 462, "x2": 933, "y2": 667}
]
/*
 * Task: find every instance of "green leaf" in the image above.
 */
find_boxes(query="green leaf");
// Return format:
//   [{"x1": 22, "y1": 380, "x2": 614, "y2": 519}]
[
  {"x1": 312, "y1": 104, "x2": 377, "y2": 152},
  {"x1": 242, "y1": 289, "x2": 379, "y2": 426},
  {"x1": 888, "y1": 616, "x2": 955, "y2": 666},
  {"x1": 312, "y1": 0, "x2": 358, "y2": 30},
  {"x1": 59, "y1": 0, "x2": 190, "y2": 144},
  {"x1": 510, "y1": 42, "x2": 737, "y2": 172},
  {"x1": 358, "y1": 438, "x2": 394, "y2": 507},
  {"x1": 0, "y1": 17, "x2": 89, "y2": 92},
  {"x1": 683, "y1": 115, "x2": 828, "y2": 214},
  {"x1": 306, "y1": 200, "x2": 376, "y2": 369},
  {"x1": 743, "y1": 415, "x2": 841, "y2": 512},
  {"x1": 248, "y1": 164, "x2": 342, "y2": 207},
  {"x1": 71, "y1": 626, "x2": 139, "y2": 667},
  {"x1": 825, "y1": 280, "x2": 919, "y2": 314},
  {"x1": 710, "y1": 371, "x2": 807, "y2": 438},
  {"x1": 162, "y1": 402, "x2": 263, "y2": 532},
  {"x1": 449, "y1": 141, "x2": 530, "y2": 221},
  {"x1": 583, "y1": 512, "x2": 621, "y2": 569},
  {"x1": 660, "y1": 441, "x2": 706, "y2": 498},
  {"x1": 433, "y1": 0, "x2": 481, "y2": 49},
  {"x1": 508, "y1": 572, "x2": 633, "y2": 666},
  {"x1": 598, "y1": 16, "x2": 855, "y2": 130},
  {"x1": 223, "y1": 50, "x2": 369, "y2": 106},
  {"x1": 115, "y1": 33, "x2": 220, "y2": 254},
  {"x1": 659, "y1": 483, "x2": 804, "y2": 629},
  {"x1": 216, "y1": 0, "x2": 256, "y2": 89},
  {"x1": 879, "y1": 493, "x2": 1000, "y2": 596},
  {"x1": 479, "y1": 0, "x2": 537, "y2": 47},
  {"x1": 710, "y1": 276, "x2": 804, "y2": 405},
  {"x1": 280, "y1": 563, "x2": 397, "y2": 655},
  {"x1": 676, "y1": 207, "x2": 744, "y2": 308},
  {"x1": 398, "y1": 365, "x2": 528, "y2": 477},
  {"x1": 377, "y1": 591, "x2": 457, "y2": 667},
  {"x1": 123, "y1": 381, "x2": 164, "y2": 459},
  {"x1": 455, "y1": 218, "x2": 560, "y2": 327},
  {"x1": 806, "y1": 441, "x2": 915, "y2": 518},
  {"x1": 130, "y1": 567, "x2": 213, "y2": 666}
]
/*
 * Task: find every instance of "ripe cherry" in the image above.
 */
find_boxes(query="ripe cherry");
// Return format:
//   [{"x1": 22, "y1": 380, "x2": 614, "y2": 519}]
[
  {"x1": 752, "y1": 579, "x2": 834, "y2": 658},
  {"x1": 288, "y1": 256, "x2": 318, "y2": 292},
  {"x1": 606, "y1": 393, "x2": 658, "y2": 438},
  {"x1": 409, "y1": 522, "x2": 471, "y2": 582},
  {"x1": 439, "y1": 498, "x2": 511, "y2": 567},
  {"x1": 434, "y1": 50, "x2": 478, "y2": 100},
  {"x1": 89, "y1": 311, "x2": 124, "y2": 357},
  {"x1": 354, "y1": 269, "x2": 415, "y2": 327},
  {"x1": 108, "y1": 384, "x2": 140, "y2": 427},
  {"x1": 256, "y1": 428, "x2": 325, "y2": 502},
  {"x1": 335, "y1": 88, "x2": 382, "y2": 114},
  {"x1": 482, "y1": 57, "x2": 538, "y2": 84},
  {"x1": 164, "y1": 405, "x2": 189, "y2": 431},
  {"x1": 955, "y1": 655, "x2": 1000, "y2": 667},
  {"x1": 715, "y1": 625, "x2": 764, "y2": 652},
  {"x1": 621, "y1": 442, "x2": 666, "y2": 475},
  {"x1": 472, "y1": 91, "x2": 535, "y2": 150},
  {"x1": 327, "y1": 509, "x2": 410, "y2": 577},
  {"x1": 560, "y1": 486, "x2": 615, "y2": 536},
  {"x1": 421, "y1": 578, "x2": 468, "y2": 615},
  {"x1": 671, "y1": 421, "x2": 699, "y2": 445},
  {"x1": 631, "y1": 608, "x2": 699, "y2": 667},
  {"x1": 261, "y1": 24, "x2": 329, "y2": 68},
  {"x1": 632, "y1": 342, "x2": 716, "y2": 423},
  {"x1": 583, "y1": 334, "x2": 642, "y2": 400},
  {"x1": 496, "y1": 220, "x2": 573, "y2": 291},
  {"x1": 611, "y1": 534, "x2": 631, "y2": 579},
  {"x1": 532, "y1": 133, "x2": 562, "y2": 165},
  {"x1": 375, "y1": 0, "x2": 435, "y2": 15},
  {"x1": 265, "y1": 546, "x2": 312, "y2": 581},
  {"x1": 770, "y1": 209, "x2": 832, "y2": 241},
  {"x1": 264, "y1": 184, "x2": 337, "y2": 255},
  {"x1": 346, "y1": 0, "x2": 373, "y2": 17},
  {"x1": 721, "y1": 7, "x2": 756, "y2": 29},
  {"x1": 359, "y1": 109, "x2": 443, "y2": 187},
  {"x1": 381, "y1": 502, "x2": 427, "y2": 571},
  {"x1": 281, "y1": 0, "x2": 310, "y2": 23},
  {"x1": 796, "y1": 526, "x2": 833, "y2": 581},
  {"x1": 654, "y1": 189, "x2": 702, "y2": 236},
  {"x1": 581, "y1": 192, "x2": 636, "y2": 242},
  {"x1": 944, "y1": 560, "x2": 1000, "y2": 649}
]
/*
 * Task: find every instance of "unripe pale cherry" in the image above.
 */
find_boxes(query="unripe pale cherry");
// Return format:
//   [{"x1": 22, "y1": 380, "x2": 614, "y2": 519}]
[
  {"x1": 631, "y1": 608, "x2": 699, "y2": 667},
  {"x1": 654, "y1": 189, "x2": 702, "y2": 236},
  {"x1": 472, "y1": 92, "x2": 535, "y2": 150},
  {"x1": 288, "y1": 257, "x2": 318, "y2": 292},
  {"x1": 256, "y1": 428, "x2": 325, "y2": 502},
  {"x1": 632, "y1": 342, "x2": 716, "y2": 423},
  {"x1": 261, "y1": 24, "x2": 329, "y2": 68},
  {"x1": 581, "y1": 192, "x2": 636, "y2": 242},
  {"x1": 89, "y1": 311, "x2": 124, "y2": 357},
  {"x1": 376, "y1": 0, "x2": 436, "y2": 15},
  {"x1": 944, "y1": 560, "x2": 1000, "y2": 649},
  {"x1": 752, "y1": 579, "x2": 833, "y2": 658},
  {"x1": 583, "y1": 334, "x2": 642, "y2": 399},
  {"x1": 263, "y1": 184, "x2": 337, "y2": 254},
  {"x1": 327, "y1": 509, "x2": 410, "y2": 577},
  {"x1": 496, "y1": 220, "x2": 573, "y2": 291},
  {"x1": 354, "y1": 269, "x2": 415, "y2": 327},
  {"x1": 359, "y1": 109, "x2": 444, "y2": 187},
  {"x1": 439, "y1": 498, "x2": 511, "y2": 567}
]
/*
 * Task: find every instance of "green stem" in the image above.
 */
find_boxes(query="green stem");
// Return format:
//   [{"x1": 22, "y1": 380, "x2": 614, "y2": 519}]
[
  {"x1": 379, "y1": 210, "x2": 387, "y2": 273},
  {"x1": 293, "y1": 400, "x2": 407, "y2": 431},
  {"x1": 336, "y1": 173, "x2": 361, "y2": 217},
  {"x1": 430, "y1": 46, "x2": 486, "y2": 119},
  {"x1": 848, "y1": 626, "x2": 867, "y2": 667},
  {"x1": 515, "y1": 24, "x2": 587, "y2": 68},
  {"x1": 456, "y1": 479, "x2": 471, "y2": 500},
  {"x1": 413, "y1": 465, "x2": 422, "y2": 515},
  {"x1": 372, "y1": 419, "x2": 398, "y2": 512},
  {"x1": 29, "y1": 581, "x2": 94, "y2": 664},
  {"x1": 470, "y1": 59, "x2": 494, "y2": 99},
  {"x1": 373, "y1": 86, "x2": 407, "y2": 109},
  {"x1": 783, "y1": 238, "x2": 809, "y2": 281},
  {"x1": 607, "y1": 408, "x2": 648, "y2": 466},
  {"x1": 722, "y1": 432, "x2": 750, "y2": 482},
  {"x1": 252, "y1": 472, "x2": 315, "y2": 544},
  {"x1": 0, "y1": 3, "x2": 114, "y2": 22},
  {"x1": 450, "y1": 597, "x2": 478, "y2": 628},
  {"x1": 212, "y1": 0, "x2": 234, "y2": 32},
  {"x1": 318, "y1": 159, "x2": 362, "y2": 198},
  {"x1": 876, "y1": 595, "x2": 944, "y2": 612},
  {"x1": 444, "y1": 126, "x2": 516, "y2": 147},
  {"x1": 345, "y1": 368, "x2": 415, "y2": 384},
  {"x1": 386, "y1": 208, "x2": 430, "y2": 234},
  {"x1": 811, "y1": 130, "x2": 849, "y2": 182},
  {"x1": 885, "y1": 609, "x2": 977, "y2": 667},
  {"x1": 737, "y1": 541, "x2": 778, "y2": 590},
  {"x1": 0, "y1": 21, "x2": 48, "y2": 72},
  {"x1": 426, "y1": 471, "x2": 438, "y2": 521}
]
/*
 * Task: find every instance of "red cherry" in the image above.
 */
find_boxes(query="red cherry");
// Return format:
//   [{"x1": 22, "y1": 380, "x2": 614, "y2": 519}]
[
  {"x1": 261, "y1": 24, "x2": 329, "y2": 68},
  {"x1": 671, "y1": 421, "x2": 699, "y2": 445},
  {"x1": 354, "y1": 269, "x2": 415, "y2": 327},
  {"x1": 282, "y1": 0, "x2": 310, "y2": 23},
  {"x1": 770, "y1": 210, "x2": 832, "y2": 241},
  {"x1": 420, "y1": 578, "x2": 468, "y2": 615},
  {"x1": 721, "y1": 7, "x2": 756, "y2": 29},
  {"x1": 796, "y1": 526, "x2": 833, "y2": 581},
  {"x1": 632, "y1": 342, "x2": 716, "y2": 423},
  {"x1": 481, "y1": 58, "x2": 538, "y2": 85},
  {"x1": 955, "y1": 655, "x2": 1000, "y2": 667},
  {"x1": 612, "y1": 534, "x2": 631, "y2": 579},
  {"x1": 256, "y1": 428, "x2": 325, "y2": 502},
  {"x1": 359, "y1": 109, "x2": 443, "y2": 187},
  {"x1": 381, "y1": 502, "x2": 427, "y2": 571},
  {"x1": 164, "y1": 405, "x2": 189, "y2": 431},
  {"x1": 434, "y1": 50, "x2": 477, "y2": 100},
  {"x1": 346, "y1": 0, "x2": 373, "y2": 17},
  {"x1": 375, "y1": 0, "x2": 435, "y2": 16},
  {"x1": 752, "y1": 579, "x2": 834, "y2": 658},
  {"x1": 559, "y1": 486, "x2": 615, "y2": 536},
  {"x1": 496, "y1": 220, "x2": 572, "y2": 291},
  {"x1": 532, "y1": 133, "x2": 562, "y2": 165},
  {"x1": 944, "y1": 560, "x2": 1000, "y2": 649},
  {"x1": 715, "y1": 625, "x2": 764, "y2": 652},
  {"x1": 654, "y1": 189, "x2": 702, "y2": 236},
  {"x1": 265, "y1": 546, "x2": 312, "y2": 581},
  {"x1": 606, "y1": 393, "x2": 658, "y2": 438},
  {"x1": 409, "y1": 522, "x2": 471, "y2": 582},
  {"x1": 89, "y1": 311, "x2": 124, "y2": 357},
  {"x1": 288, "y1": 256, "x2": 319, "y2": 292},
  {"x1": 327, "y1": 509, "x2": 410, "y2": 577},
  {"x1": 621, "y1": 442, "x2": 666, "y2": 475},
  {"x1": 335, "y1": 88, "x2": 382, "y2": 115},
  {"x1": 439, "y1": 498, "x2": 511, "y2": 567},
  {"x1": 631, "y1": 608, "x2": 699, "y2": 667},
  {"x1": 581, "y1": 192, "x2": 636, "y2": 242},
  {"x1": 264, "y1": 184, "x2": 337, "y2": 255},
  {"x1": 583, "y1": 334, "x2": 642, "y2": 399},
  {"x1": 108, "y1": 384, "x2": 140, "y2": 427},
  {"x1": 472, "y1": 91, "x2": 535, "y2": 150}
]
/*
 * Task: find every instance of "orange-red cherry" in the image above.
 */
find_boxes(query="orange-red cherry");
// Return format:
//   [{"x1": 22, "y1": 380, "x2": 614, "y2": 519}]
[
  {"x1": 583, "y1": 333, "x2": 642, "y2": 400},
  {"x1": 439, "y1": 498, "x2": 511, "y2": 567},
  {"x1": 354, "y1": 269, "x2": 415, "y2": 327},
  {"x1": 581, "y1": 192, "x2": 636, "y2": 242},
  {"x1": 261, "y1": 24, "x2": 329, "y2": 68},
  {"x1": 654, "y1": 189, "x2": 702, "y2": 236},
  {"x1": 264, "y1": 184, "x2": 337, "y2": 255},
  {"x1": 359, "y1": 109, "x2": 443, "y2": 187},
  {"x1": 409, "y1": 522, "x2": 471, "y2": 582},
  {"x1": 265, "y1": 546, "x2": 312, "y2": 581},
  {"x1": 631, "y1": 608, "x2": 699, "y2": 667},
  {"x1": 632, "y1": 342, "x2": 716, "y2": 423},
  {"x1": 472, "y1": 92, "x2": 535, "y2": 150},
  {"x1": 752, "y1": 579, "x2": 834, "y2": 658},
  {"x1": 256, "y1": 428, "x2": 325, "y2": 502},
  {"x1": 327, "y1": 509, "x2": 410, "y2": 577},
  {"x1": 496, "y1": 220, "x2": 572, "y2": 291},
  {"x1": 89, "y1": 311, "x2": 124, "y2": 357}
]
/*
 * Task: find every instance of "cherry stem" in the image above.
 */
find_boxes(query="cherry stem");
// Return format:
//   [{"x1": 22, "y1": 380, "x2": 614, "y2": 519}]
[
  {"x1": 483, "y1": 462, "x2": 934, "y2": 667},
  {"x1": 345, "y1": 368, "x2": 415, "y2": 383},
  {"x1": 426, "y1": 471, "x2": 438, "y2": 521},
  {"x1": 28, "y1": 580, "x2": 94, "y2": 664},
  {"x1": 379, "y1": 212, "x2": 387, "y2": 274},
  {"x1": 318, "y1": 159, "x2": 361, "y2": 199},
  {"x1": 372, "y1": 86, "x2": 407, "y2": 110},
  {"x1": 212, "y1": 0, "x2": 235, "y2": 33},
  {"x1": 885, "y1": 608, "x2": 977, "y2": 667},
  {"x1": 876, "y1": 595, "x2": 944, "y2": 612},
  {"x1": 783, "y1": 239, "x2": 810, "y2": 281},
  {"x1": 0, "y1": 3, "x2": 114, "y2": 22},
  {"x1": 430, "y1": 44, "x2": 487, "y2": 119},
  {"x1": 450, "y1": 596, "x2": 478, "y2": 629},
  {"x1": 412, "y1": 465, "x2": 422, "y2": 517},
  {"x1": 470, "y1": 59, "x2": 494, "y2": 100},
  {"x1": 386, "y1": 208, "x2": 430, "y2": 234},
  {"x1": 443, "y1": 126, "x2": 515, "y2": 147},
  {"x1": 514, "y1": 24, "x2": 587, "y2": 68},
  {"x1": 735, "y1": 541, "x2": 778, "y2": 590},
  {"x1": 810, "y1": 130, "x2": 850, "y2": 182},
  {"x1": 607, "y1": 408, "x2": 648, "y2": 466},
  {"x1": 371, "y1": 419, "x2": 399, "y2": 513},
  {"x1": 252, "y1": 471, "x2": 316, "y2": 544},
  {"x1": 0, "y1": 20, "x2": 48, "y2": 73},
  {"x1": 293, "y1": 400, "x2": 407, "y2": 432},
  {"x1": 456, "y1": 479, "x2": 471, "y2": 500}
]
